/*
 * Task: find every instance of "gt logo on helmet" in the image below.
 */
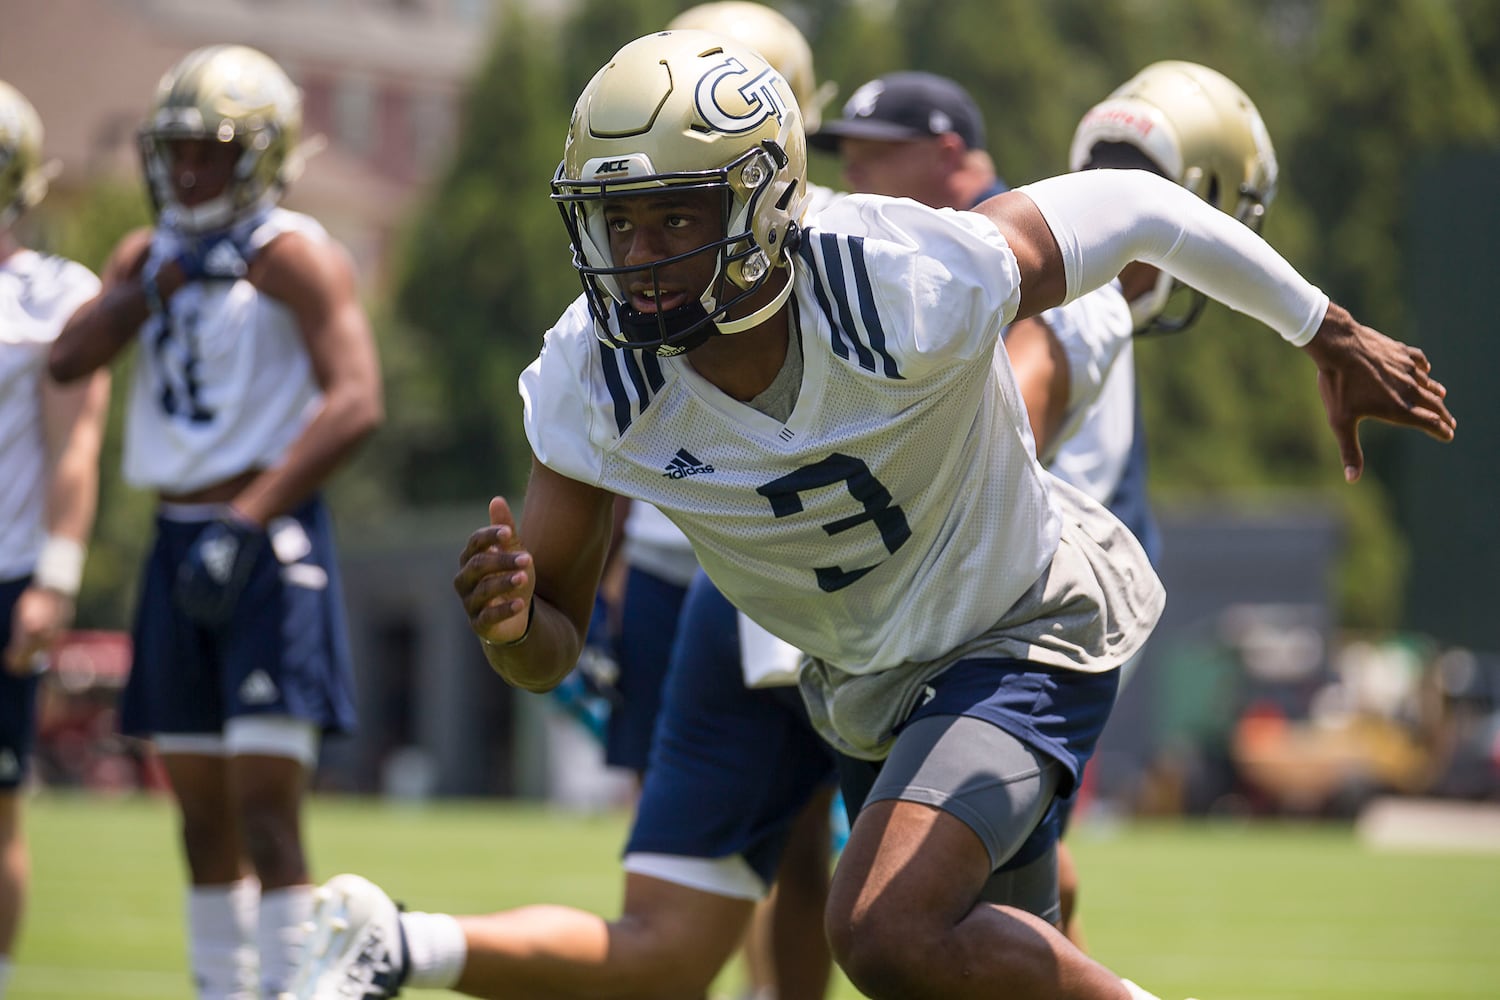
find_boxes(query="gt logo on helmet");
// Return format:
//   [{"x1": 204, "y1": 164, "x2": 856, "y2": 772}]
[{"x1": 695, "y1": 56, "x2": 788, "y2": 135}]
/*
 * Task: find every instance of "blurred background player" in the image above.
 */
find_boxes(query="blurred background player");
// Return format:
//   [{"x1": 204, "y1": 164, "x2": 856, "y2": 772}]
[
  {"x1": 1050, "y1": 58, "x2": 1284, "y2": 946},
  {"x1": 48, "y1": 45, "x2": 383, "y2": 1000},
  {"x1": 0, "y1": 79, "x2": 110, "y2": 1000}
]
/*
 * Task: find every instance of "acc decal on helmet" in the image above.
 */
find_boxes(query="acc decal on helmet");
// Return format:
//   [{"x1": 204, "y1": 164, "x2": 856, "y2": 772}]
[
  {"x1": 552, "y1": 29, "x2": 808, "y2": 355},
  {"x1": 0, "y1": 79, "x2": 53, "y2": 228},
  {"x1": 138, "y1": 44, "x2": 304, "y2": 233}
]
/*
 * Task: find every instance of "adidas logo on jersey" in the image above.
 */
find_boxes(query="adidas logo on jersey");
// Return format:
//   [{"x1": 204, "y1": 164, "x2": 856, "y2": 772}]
[
  {"x1": 238, "y1": 669, "x2": 281, "y2": 706},
  {"x1": 662, "y1": 449, "x2": 715, "y2": 479}
]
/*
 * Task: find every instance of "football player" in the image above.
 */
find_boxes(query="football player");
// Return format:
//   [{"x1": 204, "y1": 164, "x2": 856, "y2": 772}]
[
  {"x1": 1047, "y1": 59, "x2": 1286, "y2": 947},
  {"x1": 0, "y1": 79, "x2": 110, "y2": 1000},
  {"x1": 295, "y1": 30, "x2": 1451, "y2": 1000},
  {"x1": 49, "y1": 46, "x2": 383, "y2": 1000}
]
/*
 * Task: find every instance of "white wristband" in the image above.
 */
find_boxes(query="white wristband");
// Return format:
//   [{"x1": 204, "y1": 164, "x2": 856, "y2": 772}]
[{"x1": 34, "y1": 535, "x2": 85, "y2": 597}]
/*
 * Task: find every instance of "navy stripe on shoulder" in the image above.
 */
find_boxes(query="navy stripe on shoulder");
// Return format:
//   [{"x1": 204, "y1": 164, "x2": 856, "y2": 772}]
[
  {"x1": 800, "y1": 232, "x2": 902, "y2": 380},
  {"x1": 597, "y1": 341, "x2": 664, "y2": 434},
  {"x1": 845, "y1": 237, "x2": 900, "y2": 379}
]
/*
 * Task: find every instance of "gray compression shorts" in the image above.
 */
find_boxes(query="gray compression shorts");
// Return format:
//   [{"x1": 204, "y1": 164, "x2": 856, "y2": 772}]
[{"x1": 864, "y1": 713, "x2": 1065, "y2": 923}]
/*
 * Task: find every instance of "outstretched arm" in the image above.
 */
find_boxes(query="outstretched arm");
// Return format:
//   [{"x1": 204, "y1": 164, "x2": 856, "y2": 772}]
[{"x1": 980, "y1": 170, "x2": 1456, "y2": 480}]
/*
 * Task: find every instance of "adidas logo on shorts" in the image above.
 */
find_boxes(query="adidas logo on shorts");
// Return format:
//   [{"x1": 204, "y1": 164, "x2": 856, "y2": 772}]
[{"x1": 238, "y1": 669, "x2": 281, "y2": 706}]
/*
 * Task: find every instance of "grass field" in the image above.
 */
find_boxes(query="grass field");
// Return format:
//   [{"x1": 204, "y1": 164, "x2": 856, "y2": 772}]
[{"x1": 11, "y1": 792, "x2": 1500, "y2": 999}]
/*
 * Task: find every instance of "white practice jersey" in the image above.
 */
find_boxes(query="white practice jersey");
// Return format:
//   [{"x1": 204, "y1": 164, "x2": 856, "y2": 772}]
[
  {"x1": 122, "y1": 209, "x2": 326, "y2": 493},
  {"x1": 524, "y1": 193, "x2": 1162, "y2": 674},
  {"x1": 0, "y1": 251, "x2": 101, "y2": 581},
  {"x1": 1047, "y1": 336, "x2": 1136, "y2": 504}
]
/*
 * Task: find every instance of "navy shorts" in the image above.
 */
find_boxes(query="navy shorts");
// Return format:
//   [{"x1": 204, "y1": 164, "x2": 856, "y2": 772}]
[
  {"x1": 119, "y1": 496, "x2": 357, "y2": 738},
  {"x1": 0, "y1": 577, "x2": 41, "y2": 790},
  {"x1": 839, "y1": 657, "x2": 1120, "y2": 870},
  {"x1": 626, "y1": 574, "x2": 837, "y2": 886},
  {"x1": 608, "y1": 565, "x2": 689, "y2": 772}
]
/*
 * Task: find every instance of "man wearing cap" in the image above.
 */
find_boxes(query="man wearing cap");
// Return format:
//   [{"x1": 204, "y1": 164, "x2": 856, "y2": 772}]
[{"x1": 810, "y1": 70, "x2": 1008, "y2": 210}]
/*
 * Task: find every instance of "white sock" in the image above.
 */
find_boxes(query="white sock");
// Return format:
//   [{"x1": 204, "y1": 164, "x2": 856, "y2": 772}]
[
  {"x1": 400, "y1": 911, "x2": 467, "y2": 989},
  {"x1": 257, "y1": 885, "x2": 314, "y2": 997},
  {"x1": 0, "y1": 955, "x2": 12, "y2": 999},
  {"x1": 187, "y1": 881, "x2": 258, "y2": 1000},
  {"x1": 1122, "y1": 980, "x2": 1164, "y2": 1000}
]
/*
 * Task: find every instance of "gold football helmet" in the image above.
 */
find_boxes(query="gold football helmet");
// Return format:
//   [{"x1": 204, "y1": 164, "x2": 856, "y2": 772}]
[
  {"x1": 1069, "y1": 60, "x2": 1278, "y2": 331},
  {"x1": 552, "y1": 29, "x2": 807, "y2": 355},
  {"x1": 0, "y1": 79, "x2": 51, "y2": 228},
  {"x1": 139, "y1": 44, "x2": 303, "y2": 233},
  {"x1": 667, "y1": 2, "x2": 835, "y2": 130}
]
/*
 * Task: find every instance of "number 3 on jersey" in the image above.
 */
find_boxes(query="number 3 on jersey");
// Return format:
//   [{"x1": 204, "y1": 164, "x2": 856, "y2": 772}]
[{"x1": 757, "y1": 453, "x2": 912, "y2": 592}]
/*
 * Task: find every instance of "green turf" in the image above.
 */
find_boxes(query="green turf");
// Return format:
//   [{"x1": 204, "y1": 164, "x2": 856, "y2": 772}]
[{"x1": 11, "y1": 793, "x2": 1499, "y2": 998}]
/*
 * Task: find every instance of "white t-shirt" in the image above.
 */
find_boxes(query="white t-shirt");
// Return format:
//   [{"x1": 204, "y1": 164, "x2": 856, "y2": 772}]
[
  {"x1": 0, "y1": 250, "x2": 101, "y2": 580},
  {"x1": 123, "y1": 209, "x2": 327, "y2": 493}
]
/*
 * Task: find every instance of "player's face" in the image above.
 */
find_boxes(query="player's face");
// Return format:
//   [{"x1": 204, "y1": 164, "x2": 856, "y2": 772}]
[
  {"x1": 838, "y1": 136, "x2": 948, "y2": 204},
  {"x1": 162, "y1": 138, "x2": 240, "y2": 207},
  {"x1": 603, "y1": 188, "x2": 726, "y2": 314}
]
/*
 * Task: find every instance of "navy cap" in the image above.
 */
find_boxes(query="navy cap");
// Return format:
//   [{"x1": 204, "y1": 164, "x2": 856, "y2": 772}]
[{"x1": 809, "y1": 71, "x2": 985, "y2": 152}]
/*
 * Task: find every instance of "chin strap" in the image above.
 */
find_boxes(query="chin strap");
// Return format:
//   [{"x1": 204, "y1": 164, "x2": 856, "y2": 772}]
[{"x1": 714, "y1": 258, "x2": 796, "y2": 336}]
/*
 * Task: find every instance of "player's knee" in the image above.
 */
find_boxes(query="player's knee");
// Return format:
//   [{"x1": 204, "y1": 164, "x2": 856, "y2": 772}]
[{"x1": 826, "y1": 901, "x2": 934, "y2": 998}]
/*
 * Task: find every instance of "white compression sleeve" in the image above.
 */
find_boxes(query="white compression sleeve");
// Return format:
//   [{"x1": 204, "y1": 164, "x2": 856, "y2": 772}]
[{"x1": 1017, "y1": 169, "x2": 1329, "y2": 346}]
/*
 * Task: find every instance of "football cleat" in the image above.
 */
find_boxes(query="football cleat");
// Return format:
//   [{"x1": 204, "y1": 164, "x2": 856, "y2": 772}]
[{"x1": 285, "y1": 874, "x2": 408, "y2": 998}]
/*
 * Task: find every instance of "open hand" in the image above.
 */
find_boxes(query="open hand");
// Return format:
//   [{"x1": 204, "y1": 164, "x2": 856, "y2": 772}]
[{"x1": 1305, "y1": 303, "x2": 1456, "y2": 482}]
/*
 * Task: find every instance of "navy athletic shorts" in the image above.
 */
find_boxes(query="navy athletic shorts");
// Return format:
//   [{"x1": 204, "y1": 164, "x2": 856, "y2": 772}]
[
  {"x1": 608, "y1": 565, "x2": 689, "y2": 772},
  {"x1": 119, "y1": 496, "x2": 356, "y2": 738},
  {"x1": 625, "y1": 574, "x2": 837, "y2": 885},
  {"x1": 0, "y1": 577, "x2": 41, "y2": 789}
]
